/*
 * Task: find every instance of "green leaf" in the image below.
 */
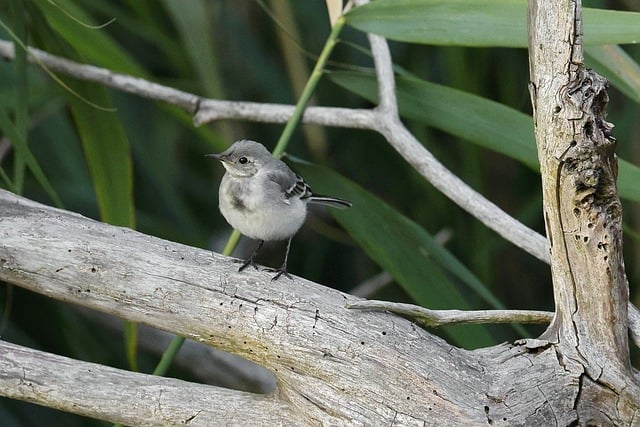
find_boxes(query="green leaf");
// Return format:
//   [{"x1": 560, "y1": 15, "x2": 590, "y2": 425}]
[
  {"x1": 292, "y1": 159, "x2": 500, "y2": 348},
  {"x1": 585, "y1": 45, "x2": 640, "y2": 104},
  {"x1": 0, "y1": 166, "x2": 16, "y2": 192},
  {"x1": 68, "y1": 82, "x2": 135, "y2": 228},
  {"x1": 330, "y1": 71, "x2": 538, "y2": 168},
  {"x1": 346, "y1": 0, "x2": 640, "y2": 47},
  {"x1": 31, "y1": 0, "x2": 227, "y2": 154},
  {"x1": 29, "y1": 1, "x2": 136, "y2": 227},
  {"x1": 161, "y1": 0, "x2": 225, "y2": 98},
  {"x1": 347, "y1": 0, "x2": 525, "y2": 47},
  {"x1": 583, "y1": 9, "x2": 640, "y2": 46},
  {"x1": 32, "y1": 0, "x2": 143, "y2": 75},
  {"x1": 618, "y1": 160, "x2": 640, "y2": 204},
  {"x1": 330, "y1": 71, "x2": 640, "y2": 202},
  {"x1": 67, "y1": 81, "x2": 138, "y2": 372}
]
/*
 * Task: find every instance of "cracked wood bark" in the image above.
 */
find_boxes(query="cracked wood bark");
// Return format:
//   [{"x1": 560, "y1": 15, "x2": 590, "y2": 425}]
[
  {"x1": 0, "y1": 189, "x2": 634, "y2": 427},
  {"x1": 0, "y1": 192, "x2": 582, "y2": 425},
  {"x1": 528, "y1": 0, "x2": 640, "y2": 423},
  {"x1": 0, "y1": 185, "x2": 636, "y2": 426},
  {"x1": 0, "y1": 1, "x2": 639, "y2": 424},
  {"x1": 0, "y1": 189, "x2": 488, "y2": 425}
]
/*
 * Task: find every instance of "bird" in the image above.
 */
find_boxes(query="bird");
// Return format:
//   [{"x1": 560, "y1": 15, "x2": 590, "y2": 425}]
[{"x1": 206, "y1": 140, "x2": 351, "y2": 280}]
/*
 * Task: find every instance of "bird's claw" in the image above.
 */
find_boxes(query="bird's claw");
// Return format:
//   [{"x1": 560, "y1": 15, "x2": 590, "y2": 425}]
[
  {"x1": 271, "y1": 268, "x2": 293, "y2": 281},
  {"x1": 237, "y1": 257, "x2": 259, "y2": 272}
]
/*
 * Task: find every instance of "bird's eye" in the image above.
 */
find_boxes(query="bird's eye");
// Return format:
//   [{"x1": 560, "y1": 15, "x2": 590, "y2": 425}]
[{"x1": 238, "y1": 157, "x2": 248, "y2": 164}]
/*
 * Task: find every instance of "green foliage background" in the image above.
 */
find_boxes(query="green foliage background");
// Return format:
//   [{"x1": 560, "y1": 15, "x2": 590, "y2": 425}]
[{"x1": 0, "y1": 0, "x2": 639, "y2": 425}]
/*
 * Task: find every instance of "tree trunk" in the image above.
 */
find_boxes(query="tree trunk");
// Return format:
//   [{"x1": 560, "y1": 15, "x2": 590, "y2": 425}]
[{"x1": 528, "y1": 0, "x2": 639, "y2": 422}]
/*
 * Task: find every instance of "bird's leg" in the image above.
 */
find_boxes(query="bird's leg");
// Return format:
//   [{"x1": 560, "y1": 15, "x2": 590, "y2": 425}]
[
  {"x1": 238, "y1": 240, "x2": 264, "y2": 272},
  {"x1": 272, "y1": 236, "x2": 293, "y2": 281}
]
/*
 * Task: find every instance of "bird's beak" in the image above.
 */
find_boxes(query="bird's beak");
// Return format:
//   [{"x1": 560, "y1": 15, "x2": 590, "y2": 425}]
[
  {"x1": 206, "y1": 153, "x2": 234, "y2": 174},
  {"x1": 205, "y1": 153, "x2": 226, "y2": 162}
]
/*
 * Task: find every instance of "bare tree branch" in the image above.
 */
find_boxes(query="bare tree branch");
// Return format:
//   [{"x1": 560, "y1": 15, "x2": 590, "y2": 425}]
[
  {"x1": 0, "y1": 189, "x2": 492, "y2": 425},
  {"x1": 0, "y1": 41, "x2": 200, "y2": 112},
  {"x1": 0, "y1": 339, "x2": 290, "y2": 426},
  {"x1": 359, "y1": 21, "x2": 550, "y2": 263},
  {"x1": 347, "y1": 300, "x2": 554, "y2": 326},
  {"x1": 1, "y1": 189, "x2": 638, "y2": 424},
  {"x1": 367, "y1": 32, "x2": 398, "y2": 117},
  {"x1": 0, "y1": 2, "x2": 639, "y2": 418},
  {"x1": 82, "y1": 309, "x2": 275, "y2": 393},
  {"x1": 630, "y1": 303, "x2": 640, "y2": 347},
  {"x1": 0, "y1": 38, "x2": 549, "y2": 264},
  {"x1": 3, "y1": 35, "x2": 640, "y2": 344}
]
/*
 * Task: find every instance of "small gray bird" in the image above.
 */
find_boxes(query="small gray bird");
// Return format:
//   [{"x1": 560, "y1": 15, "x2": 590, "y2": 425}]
[{"x1": 207, "y1": 140, "x2": 351, "y2": 280}]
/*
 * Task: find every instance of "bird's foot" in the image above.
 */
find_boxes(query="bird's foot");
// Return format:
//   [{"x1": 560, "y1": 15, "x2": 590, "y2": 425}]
[
  {"x1": 236, "y1": 240, "x2": 265, "y2": 273},
  {"x1": 237, "y1": 256, "x2": 259, "y2": 272},
  {"x1": 271, "y1": 267, "x2": 293, "y2": 281}
]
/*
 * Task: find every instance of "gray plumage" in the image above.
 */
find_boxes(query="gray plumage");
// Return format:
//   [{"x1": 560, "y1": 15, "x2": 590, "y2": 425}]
[{"x1": 207, "y1": 139, "x2": 351, "y2": 280}]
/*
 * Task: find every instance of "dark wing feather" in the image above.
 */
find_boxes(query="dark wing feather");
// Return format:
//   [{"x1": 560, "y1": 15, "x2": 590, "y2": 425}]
[
  {"x1": 265, "y1": 166, "x2": 307, "y2": 200},
  {"x1": 267, "y1": 166, "x2": 351, "y2": 209},
  {"x1": 286, "y1": 174, "x2": 313, "y2": 200}
]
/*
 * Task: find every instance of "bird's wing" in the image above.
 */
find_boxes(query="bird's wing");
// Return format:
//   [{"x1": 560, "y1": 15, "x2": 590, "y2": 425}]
[
  {"x1": 285, "y1": 174, "x2": 313, "y2": 200},
  {"x1": 266, "y1": 163, "x2": 311, "y2": 201}
]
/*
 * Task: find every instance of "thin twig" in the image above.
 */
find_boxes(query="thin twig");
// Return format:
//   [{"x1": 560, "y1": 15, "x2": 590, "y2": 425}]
[
  {"x1": 0, "y1": 40, "x2": 199, "y2": 112},
  {"x1": 346, "y1": 300, "x2": 554, "y2": 327},
  {"x1": 368, "y1": 33, "x2": 398, "y2": 116}
]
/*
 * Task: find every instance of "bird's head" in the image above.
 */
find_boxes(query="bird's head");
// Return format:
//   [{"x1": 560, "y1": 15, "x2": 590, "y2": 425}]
[{"x1": 206, "y1": 139, "x2": 272, "y2": 177}]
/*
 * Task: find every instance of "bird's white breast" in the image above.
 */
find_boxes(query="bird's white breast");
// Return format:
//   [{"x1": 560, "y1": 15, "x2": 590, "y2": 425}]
[{"x1": 218, "y1": 171, "x2": 307, "y2": 241}]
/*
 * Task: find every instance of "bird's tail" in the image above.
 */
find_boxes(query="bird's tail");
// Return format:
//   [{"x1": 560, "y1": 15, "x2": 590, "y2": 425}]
[{"x1": 308, "y1": 195, "x2": 352, "y2": 209}]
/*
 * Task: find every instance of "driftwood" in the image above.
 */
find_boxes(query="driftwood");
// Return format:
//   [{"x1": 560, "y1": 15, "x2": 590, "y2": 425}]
[
  {"x1": 0, "y1": 183, "x2": 634, "y2": 426},
  {"x1": 0, "y1": 188, "x2": 511, "y2": 425},
  {"x1": 526, "y1": 0, "x2": 640, "y2": 422},
  {"x1": 0, "y1": 0, "x2": 639, "y2": 425}
]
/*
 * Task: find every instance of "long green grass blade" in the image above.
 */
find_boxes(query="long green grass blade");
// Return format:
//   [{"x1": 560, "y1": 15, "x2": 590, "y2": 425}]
[
  {"x1": 30, "y1": 0, "x2": 136, "y2": 222},
  {"x1": 152, "y1": 336, "x2": 185, "y2": 377},
  {"x1": 293, "y1": 159, "x2": 499, "y2": 348},
  {"x1": 346, "y1": 0, "x2": 640, "y2": 47},
  {"x1": 273, "y1": 16, "x2": 346, "y2": 157},
  {"x1": 32, "y1": 0, "x2": 142, "y2": 75},
  {"x1": 329, "y1": 71, "x2": 640, "y2": 202},
  {"x1": 67, "y1": 85, "x2": 134, "y2": 227},
  {"x1": 331, "y1": 71, "x2": 538, "y2": 166},
  {"x1": 68, "y1": 83, "x2": 137, "y2": 371},
  {"x1": 0, "y1": 166, "x2": 17, "y2": 193},
  {"x1": 586, "y1": 45, "x2": 640, "y2": 104},
  {"x1": 161, "y1": 0, "x2": 224, "y2": 99}
]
